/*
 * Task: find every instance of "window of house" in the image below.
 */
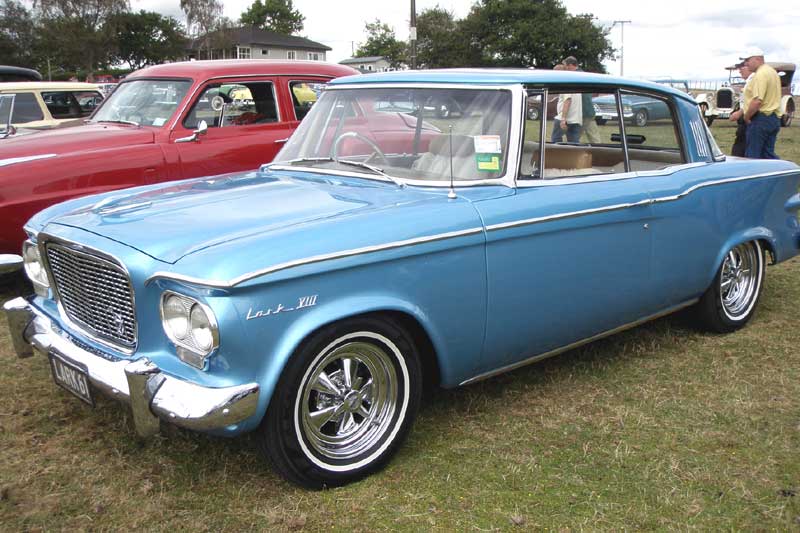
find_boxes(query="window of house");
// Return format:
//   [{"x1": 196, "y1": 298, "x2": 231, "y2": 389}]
[
  {"x1": 184, "y1": 81, "x2": 278, "y2": 129},
  {"x1": 261, "y1": 49, "x2": 269, "y2": 56},
  {"x1": 287, "y1": 51, "x2": 296, "y2": 60},
  {"x1": 307, "y1": 52, "x2": 320, "y2": 61},
  {"x1": 9, "y1": 93, "x2": 43, "y2": 122},
  {"x1": 289, "y1": 81, "x2": 326, "y2": 120},
  {"x1": 237, "y1": 47, "x2": 251, "y2": 59}
]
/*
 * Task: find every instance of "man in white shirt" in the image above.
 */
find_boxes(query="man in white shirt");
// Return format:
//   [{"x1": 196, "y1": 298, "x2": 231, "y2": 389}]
[
  {"x1": 555, "y1": 90, "x2": 582, "y2": 143},
  {"x1": 729, "y1": 61, "x2": 753, "y2": 157}
]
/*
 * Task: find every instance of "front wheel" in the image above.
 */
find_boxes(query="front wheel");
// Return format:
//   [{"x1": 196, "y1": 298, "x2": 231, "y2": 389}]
[
  {"x1": 634, "y1": 109, "x2": 648, "y2": 127},
  {"x1": 258, "y1": 317, "x2": 422, "y2": 488},
  {"x1": 695, "y1": 240, "x2": 765, "y2": 333}
]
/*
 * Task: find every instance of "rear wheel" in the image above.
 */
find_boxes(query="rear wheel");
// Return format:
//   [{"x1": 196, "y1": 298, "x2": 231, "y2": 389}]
[
  {"x1": 696, "y1": 240, "x2": 765, "y2": 333},
  {"x1": 258, "y1": 316, "x2": 422, "y2": 488},
  {"x1": 634, "y1": 109, "x2": 648, "y2": 127}
]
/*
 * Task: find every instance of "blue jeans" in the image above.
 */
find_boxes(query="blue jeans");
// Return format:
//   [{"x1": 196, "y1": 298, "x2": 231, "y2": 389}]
[
  {"x1": 745, "y1": 113, "x2": 780, "y2": 159},
  {"x1": 551, "y1": 120, "x2": 581, "y2": 143}
]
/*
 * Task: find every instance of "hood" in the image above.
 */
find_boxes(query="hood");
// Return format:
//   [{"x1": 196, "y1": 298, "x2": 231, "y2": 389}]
[
  {"x1": 48, "y1": 169, "x2": 456, "y2": 264},
  {"x1": 0, "y1": 123, "x2": 154, "y2": 163}
]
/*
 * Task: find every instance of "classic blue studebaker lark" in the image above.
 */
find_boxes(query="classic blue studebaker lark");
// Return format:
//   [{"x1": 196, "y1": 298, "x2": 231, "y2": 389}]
[{"x1": 3, "y1": 69, "x2": 800, "y2": 488}]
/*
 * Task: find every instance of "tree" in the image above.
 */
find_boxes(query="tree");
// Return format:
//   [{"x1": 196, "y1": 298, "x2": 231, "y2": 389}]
[
  {"x1": 462, "y1": 0, "x2": 613, "y2": 71},
  {"x1": 33, "y1": 0, "x2": 129, "y2": 74},
  {"x1": 181, "y1": 0, "x2": 223, "y2": 55},
  {"x1": 0, "y1": 0, "x2": 40, "y2": 68},
  {"x1": 415, "y1": 7, "x2": 481, "y2": 69},
  {"x1": 354, "y1": 19, "x2": 406, "y2": 69},
  {"x1": 110, "y1": 11, "x2": 187, "y2": 70},
  {"x1": 239, "y1": 0, "x2": 304, "y2": 35}
]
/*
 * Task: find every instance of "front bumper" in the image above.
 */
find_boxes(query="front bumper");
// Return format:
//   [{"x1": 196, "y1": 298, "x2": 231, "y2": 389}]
[{"x1": 3, "y1": 296, "x2": 260, "y2": 437}]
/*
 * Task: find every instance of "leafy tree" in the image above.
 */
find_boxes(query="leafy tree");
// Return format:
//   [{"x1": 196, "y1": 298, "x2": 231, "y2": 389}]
[
  {"x1": 33, "y1": 0, "x2": 129, "y2": 74},
  {"x1": 110, "y1": 11, "x2": 187, "y2": 70},
  {"x1": 415, "y1": 7, "x2": 481, "y2": 69},
  {"x1": 239, "y1": 0, "x2": 304, "y2": 35},
  {"x1": 463, "y1": 0, "x2": 613, "y2": 71},
  {"x1": 181, "y1": 0, "x2": 222, "y2": 55},
  {"x1": 354, "y1": 19, "x2": 406, "y2": 69},
  {"x1": 0, "y1": 0, "x2": 40, "y2": 68}
]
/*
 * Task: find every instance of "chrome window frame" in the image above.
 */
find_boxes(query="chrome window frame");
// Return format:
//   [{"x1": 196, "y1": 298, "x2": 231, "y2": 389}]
[
  {"x1": 38, "y1": 232, "x2": 138, "y2": 355},
  {"x1": 271, "y1": 82, "x2": 525, "y2": 189}
]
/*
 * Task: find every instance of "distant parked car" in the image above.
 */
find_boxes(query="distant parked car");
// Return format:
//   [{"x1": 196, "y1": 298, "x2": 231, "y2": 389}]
[
  {"x1": 0, "y1": 60, "x2": 359, "y2": 253},
  {"x1": 693, "y1": 62, "x2": 795, "y2": 127},
  {"x1": 0, "y1": 82, "x2": 103, "y2": 130},
  {"x1": 592, "y1": 93, "x2": 671, "y2": 126}
]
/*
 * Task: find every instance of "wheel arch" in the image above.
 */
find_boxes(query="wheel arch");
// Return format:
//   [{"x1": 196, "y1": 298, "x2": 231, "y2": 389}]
[
  {"x1": 252, "y1": 295, "x2": 446, "y2": 425},
  {"x1": 707, "y1": 228, "x2": 776, "y2": 284}
]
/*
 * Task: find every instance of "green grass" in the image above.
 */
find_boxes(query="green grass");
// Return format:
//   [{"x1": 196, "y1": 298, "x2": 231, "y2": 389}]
[{"x1": 0, "y1": 124, "x2": 799, "y2": 531}]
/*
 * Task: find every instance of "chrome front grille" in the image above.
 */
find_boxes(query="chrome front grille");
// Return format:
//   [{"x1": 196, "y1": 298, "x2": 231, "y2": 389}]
[
  {"x1": 45, "y1": 243, "x2": 136, "y2": 349},
  {"x1": 595, "y1": 103, "x2": 618, "y2": 114}
]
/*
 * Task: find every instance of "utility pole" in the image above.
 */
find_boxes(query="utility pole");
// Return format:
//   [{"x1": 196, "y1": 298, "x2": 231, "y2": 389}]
[
  {"x1": 612, "y1": 20, "x2": 631, "y2": 76},
  {"x1": 410, "y1": 0, "x2": 417, "y2": 70}
]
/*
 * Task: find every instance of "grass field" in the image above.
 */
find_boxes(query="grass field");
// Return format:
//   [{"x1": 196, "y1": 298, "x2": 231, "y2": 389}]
[{"x1": 1, "y1": 122, "x2": 799, "y2": 531}]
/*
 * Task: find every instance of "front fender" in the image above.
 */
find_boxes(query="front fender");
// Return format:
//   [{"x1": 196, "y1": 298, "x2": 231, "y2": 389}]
[
  {"x1": 250, "y1": 293, "x2": 450, "y2": 427},
  {"x1": 780, "y1": 95, "x2": 794, "y2": 115}
]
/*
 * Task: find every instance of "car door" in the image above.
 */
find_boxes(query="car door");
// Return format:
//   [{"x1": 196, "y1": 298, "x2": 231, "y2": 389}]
[
  {"x1": 472, "y1": 88, "x2": 656, "y2": 373},
  {"x1": 170, "y1": 77, "x2": 290, "y2": 178}
]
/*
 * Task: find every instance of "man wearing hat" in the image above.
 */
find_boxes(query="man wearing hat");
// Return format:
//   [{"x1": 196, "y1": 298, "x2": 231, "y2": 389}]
[
  {"x1": 737, "y1": 47, "x2": 782, "y2": 159},
  {"x1": 729, "y1": 61, "x2": 753, "y2": 157}
]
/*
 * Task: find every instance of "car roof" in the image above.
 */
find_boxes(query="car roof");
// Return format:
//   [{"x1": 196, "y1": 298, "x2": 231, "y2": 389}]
[
  {"x1": 125, "y1": 60, "x2": 359, "y2": 81},
  {"x1": 329, "y1": 68, "x2": 697, "y2": 103},
  {"x1": 0, "y1": 81, "x2": 100, "y2": 91}
]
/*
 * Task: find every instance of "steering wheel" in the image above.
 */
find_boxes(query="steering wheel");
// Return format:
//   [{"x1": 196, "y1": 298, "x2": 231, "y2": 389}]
[{"x1": 331, "y1": 131, "x2": 388, "y2": 165}]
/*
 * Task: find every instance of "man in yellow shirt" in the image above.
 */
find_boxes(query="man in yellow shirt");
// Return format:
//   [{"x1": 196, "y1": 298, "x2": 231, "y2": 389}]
[{"x1": 737, "y1": 47, "x2": 782, "y2": 158}]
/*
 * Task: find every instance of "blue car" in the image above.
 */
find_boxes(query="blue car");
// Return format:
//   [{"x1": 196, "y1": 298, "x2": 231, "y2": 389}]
[
  {"x1": 593, "y1": 93, "x2": 672, "y2": 127},
  {"x1": 4, "y1": 69, "x2": 800, "y2": 488}
]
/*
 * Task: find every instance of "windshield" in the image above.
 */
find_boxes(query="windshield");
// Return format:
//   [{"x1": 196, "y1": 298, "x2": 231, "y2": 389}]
[
  {"x1": 275, "y1": 87, "x2": 513, "y2": 182},
  {"x1": 91, "y1": 79, "x2": 191, "y2": 127}
]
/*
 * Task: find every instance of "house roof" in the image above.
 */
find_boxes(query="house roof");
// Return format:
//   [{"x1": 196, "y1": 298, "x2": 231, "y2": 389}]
[
  {"x1": 339, "y1": 56, "x2": 386, "y2": 65},
  {"x1": 188, "y1": 25, "x2": 331, "y2": 52}
]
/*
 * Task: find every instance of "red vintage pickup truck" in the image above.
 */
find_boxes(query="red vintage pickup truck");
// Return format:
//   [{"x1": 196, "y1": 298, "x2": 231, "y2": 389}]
[{"x1": 0, "y1": 60, "x2": 358, "y2": 253}]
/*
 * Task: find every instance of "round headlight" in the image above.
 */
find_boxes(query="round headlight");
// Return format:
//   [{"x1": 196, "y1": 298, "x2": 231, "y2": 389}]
[
  {"x1": 189, "y1": 304, "x2": 215, "y2": 352},
  {"x1": 163, "y1": 294, "x2": 189, "y2": 340}
]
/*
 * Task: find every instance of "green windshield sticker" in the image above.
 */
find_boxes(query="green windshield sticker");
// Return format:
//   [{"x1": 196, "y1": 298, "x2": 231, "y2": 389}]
[{"x1": 476, "y1": 153, "x2": 501, "y2": 172}]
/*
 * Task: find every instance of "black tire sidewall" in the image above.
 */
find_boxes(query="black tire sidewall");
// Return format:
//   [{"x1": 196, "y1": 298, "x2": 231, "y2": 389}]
[
  {"x1": 697, "y1": 241, "x2": 765, "y2": 332},
  {"x1": 259, "y1": 316, "x2": 422, "y2": 488}
]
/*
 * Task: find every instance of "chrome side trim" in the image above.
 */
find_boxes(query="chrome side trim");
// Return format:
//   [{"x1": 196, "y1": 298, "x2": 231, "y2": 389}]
[
  {"x1": 486, "y1": 198, "x2": 653, "y2": 232},
  {"x1": 516, "y1": 162, "x2": 706, "y2": 187},
  {"x1": 146, "y1": 226, "x2": 485, "y2": 288},
  {"x1": 0, "y1": 153, "x2": 57, "y2": 167},
  {"x1": 459, "y1": 298, "x2": 699, "y2": 386},
  {"x1": 146, "y1": 168, "x2": 799, "y2": 289},
  {"x1": 650, "y1": 169, "x2": 799, "y2": 204}
]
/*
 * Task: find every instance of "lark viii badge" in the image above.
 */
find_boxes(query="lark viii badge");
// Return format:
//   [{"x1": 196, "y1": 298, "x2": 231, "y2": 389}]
[{"x1": 246, "y1": 295, "x2": 318, "y2": 320}]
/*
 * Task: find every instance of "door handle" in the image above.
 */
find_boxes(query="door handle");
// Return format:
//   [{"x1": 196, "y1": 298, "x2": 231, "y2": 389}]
[{"x1": 274, "y1": 138, "x2": 289, "y2": 144}]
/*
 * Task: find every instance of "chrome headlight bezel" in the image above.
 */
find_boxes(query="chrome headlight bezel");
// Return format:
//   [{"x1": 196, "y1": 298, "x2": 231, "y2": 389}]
[
  {"x1": 22, "y1": 240, "x2": 50, "y2": 297},
  {"x1": 160, "y1": 291, "x2": 219, "y2": 369}
]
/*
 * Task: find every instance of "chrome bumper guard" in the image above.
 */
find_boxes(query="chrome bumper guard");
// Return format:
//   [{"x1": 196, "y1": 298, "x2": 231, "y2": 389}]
[{"x1": 3, "y1": 296, "x2": 259, "y2": 437}]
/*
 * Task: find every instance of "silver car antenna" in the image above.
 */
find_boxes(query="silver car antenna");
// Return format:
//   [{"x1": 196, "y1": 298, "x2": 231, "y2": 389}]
[{"x1": 447, "y1": 125, "x2": 456, "y2": 199}]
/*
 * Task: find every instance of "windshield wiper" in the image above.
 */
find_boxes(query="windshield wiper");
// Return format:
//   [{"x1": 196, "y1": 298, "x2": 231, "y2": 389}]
[
  {"x1": 270, "y1": 157, "x2": 405, "y2": 188},
  {"x1": 94, "y1": 119, "x2": 140, "y2": 127}
]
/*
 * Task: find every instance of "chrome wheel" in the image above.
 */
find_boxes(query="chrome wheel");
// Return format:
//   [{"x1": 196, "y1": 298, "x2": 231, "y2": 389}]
[
  {"x1": 298, "y1": 338, "x2": 398, "y2": 462},
  {"x1": 719, "y1": 242, "x2": 761, "y2": 320}
]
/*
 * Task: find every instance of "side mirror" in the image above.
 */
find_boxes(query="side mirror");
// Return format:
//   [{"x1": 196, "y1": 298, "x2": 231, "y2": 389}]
[{"x1": 175, "y1": 120, "x2": 208, "y2": 143}]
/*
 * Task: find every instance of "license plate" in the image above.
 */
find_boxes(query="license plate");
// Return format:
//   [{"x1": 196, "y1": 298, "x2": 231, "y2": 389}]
[
  {"x1": 49, "y1": 352, "x2": 94, "y2": 406},
  {"x1": 718, "y1": 112, "x2": 730, "y2": 118}
]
